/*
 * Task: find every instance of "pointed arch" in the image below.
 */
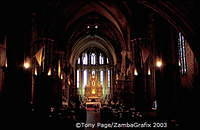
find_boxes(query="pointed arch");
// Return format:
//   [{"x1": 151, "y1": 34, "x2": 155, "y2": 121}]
[
  {"x1": 64, "y1": 1, "x2": 127, "y2": 49},
  {"x1": 69, "y1": 35, "x2": 117, "y2": 68}
]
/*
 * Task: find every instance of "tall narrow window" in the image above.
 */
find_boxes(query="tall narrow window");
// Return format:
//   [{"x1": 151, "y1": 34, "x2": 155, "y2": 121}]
[
  {"x1": 108, "y1": 70, "x2": 110, "y2": 88},
  {"x1": 77, "y1": 57, "x2": 80, "y2": 64},
  {"x1": 99, "y1": 53, "x2": 104, "y2": 64},
  {"x1": 178, "y1": 32, "x2": 187, "y2": 74},
  {"x1": 100, "y1": 70, "x2": 104, "y2": 86},
  {"x1": 83, "y1": 53, "x2": 88, "y2": 65},
  {"x1": 83, "y1": 70, "x2": 87, "y2": 88},
  {"x1": 91, "y1": 53, "x2": 96, "y2": 65},
  {"x1": 77, "y1": 70, "x2": 80, "y2": 88},
  {"x1": 76, "y1": 47, "x2": 112, "y2": 98},
  {"x1": 106, "y1": 58, "x2": 109, "y2": 64}
]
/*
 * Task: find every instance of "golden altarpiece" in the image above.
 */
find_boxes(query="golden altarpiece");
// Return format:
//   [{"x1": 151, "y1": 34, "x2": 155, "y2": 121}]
[{"x1": 85, "y1": 74, "x2": 103, "y2": 98}]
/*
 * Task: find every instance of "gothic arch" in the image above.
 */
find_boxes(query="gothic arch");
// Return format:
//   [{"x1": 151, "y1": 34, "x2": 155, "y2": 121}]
[
  {"x1": 64, "y1": 1, "x2": 127, "y2": 50},
  {"x1": 69, "y1": 35, "x2": 117, "y2": 68},
  {"x1": 136, "y1": 0, "x2": 199, "y2": 58}
]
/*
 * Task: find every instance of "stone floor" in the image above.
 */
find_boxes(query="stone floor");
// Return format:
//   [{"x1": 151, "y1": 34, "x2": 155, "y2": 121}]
[{"x1": 86, "y1": 111, "x2": 101, "y2": 130}]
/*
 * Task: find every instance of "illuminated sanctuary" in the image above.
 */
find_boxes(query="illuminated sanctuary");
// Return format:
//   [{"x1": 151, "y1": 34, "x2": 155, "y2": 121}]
[
  {"x1": 75, "y1": 47, "x2": 111, "y2": 102},
  {"x1": 84, "y1": 73, "x2": 103, "y2": 99}
]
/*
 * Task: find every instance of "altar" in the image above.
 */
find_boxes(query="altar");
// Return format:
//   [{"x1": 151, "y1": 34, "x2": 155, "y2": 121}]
[{"x1": 85, "y1": 74, "x2": 103, "y2": 99}]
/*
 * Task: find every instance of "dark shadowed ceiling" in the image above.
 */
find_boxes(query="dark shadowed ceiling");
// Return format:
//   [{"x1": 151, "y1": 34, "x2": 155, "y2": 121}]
[{"x1": 1, "y1": 0, "x2": 200, "y2": 58}]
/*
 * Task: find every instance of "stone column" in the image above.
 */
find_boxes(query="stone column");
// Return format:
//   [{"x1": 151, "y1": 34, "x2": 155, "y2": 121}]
[
  {"x1": 132, "y1": 39, "x2": 146, "y2": 111},
  {"x1": 1, "y1": 8, "x2": 32, "y2": 120},
  {"x1": 120, "y1": 50, "x2": 127, "y2": 79},
  {"x1": 154, "y1": 17, "x2": 181, "y2": 119}
]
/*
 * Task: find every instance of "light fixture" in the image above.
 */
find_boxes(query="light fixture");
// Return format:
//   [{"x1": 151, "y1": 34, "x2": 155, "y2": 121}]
[
  {"x1": 24, "y1": 61, "x2": 31, "y2": 69},
  {"x1": 5, "y1": 60, "x2": 7, "y2": 68},
  {"x1": 87, "y1": 25, "x2": 90, "y2": 29},
  {"x1": 34, "y1": 68, "x2": 37, "y2": 76},
  {"x1": 24, "y1": 57, "x2": 31, "y2": 69},
  {"x1": 178, "y1": 60, "x2": 181, "y2": 66},
  {"x1": 95, "y1": 25, "x2": 98, "y2": 29},
  {"x1": 156, "y1": 58, "x2": 163, "y2": 68},
  {"x1": 134, "y1": 68, "x2": 138, "y2": 76},
  {"x1": 68, "y1": 79, "x2": 71, "y2": 85},
  {"x1": 61, "y1": 74, "x2": 63, "y2": 79},
  {"x1": 148, "y1": 67, "x2": 151, "y2": 75},
  {"x1": 48, "y1": 68, "x2": 51, "y2": 76}
]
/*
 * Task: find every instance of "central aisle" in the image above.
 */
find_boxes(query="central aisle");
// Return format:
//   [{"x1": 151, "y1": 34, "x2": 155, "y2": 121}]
[{"x1": 86, "y1": 111, "x2": 101, "y2": 130}]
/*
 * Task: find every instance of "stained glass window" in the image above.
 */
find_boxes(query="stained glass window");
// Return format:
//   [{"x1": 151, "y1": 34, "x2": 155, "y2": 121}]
[
  {"x1": 77, "y1": 57, "x2": 80, "y2": 64},
  {"x1": 91, "y1": 53, "x2": 96, "y2": 65},
  {"x1": 108, "y1": 70, "x2": 110, "y2": 88},
  {"x1": 83, "y1": 70, "x2": 87, "y2": 88},
  {"x1": 178, "y1": 32, "x2": 187, "y2": 74},
  {"x1": 100, "y1": 70, "x2": 104, "y2": 86},
  {"x1": 82, "y1": 53, "x2": 88, "y2": 65},
  {"x1": 77, "y1": 70, "x2": 80, "y2": 88},
  {"x1": 107, "y1": 58, "x2": 109, "y2": 64},
  {"x1": 76, "y1": 48, "x2": 112, "y2": 97},
  {"x1": 99, "y1": 53, "x2": 104, "y2": 64}
]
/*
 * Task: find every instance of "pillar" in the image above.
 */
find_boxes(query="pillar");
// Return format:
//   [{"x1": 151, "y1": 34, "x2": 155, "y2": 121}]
[
  {"x1": 154, "y1": 17, "x2": 181, "y2": 120},
  {"x1": 1, "y1": 6, "x2": 32, "y2": 121}
]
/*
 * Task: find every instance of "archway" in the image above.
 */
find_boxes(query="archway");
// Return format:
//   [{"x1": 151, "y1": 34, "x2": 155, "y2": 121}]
[{"x1": 69, "y1": 36, "x2": 117, "y2": 103}]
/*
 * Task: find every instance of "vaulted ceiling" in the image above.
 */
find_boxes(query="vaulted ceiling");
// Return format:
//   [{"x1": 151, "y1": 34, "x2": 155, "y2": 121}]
[{"x1": 1, "y1": 0, "x2": 200, "y2": 58}]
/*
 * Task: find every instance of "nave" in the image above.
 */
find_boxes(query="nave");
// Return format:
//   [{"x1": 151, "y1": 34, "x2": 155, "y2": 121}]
[{"x1": 1, "y1": 0, "x2": 200, "y2": 129}]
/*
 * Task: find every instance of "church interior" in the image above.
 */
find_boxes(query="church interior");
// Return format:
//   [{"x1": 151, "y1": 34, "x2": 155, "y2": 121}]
[{"x1": 1, "y1": 0, "x2": 200, "y2": 128}]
